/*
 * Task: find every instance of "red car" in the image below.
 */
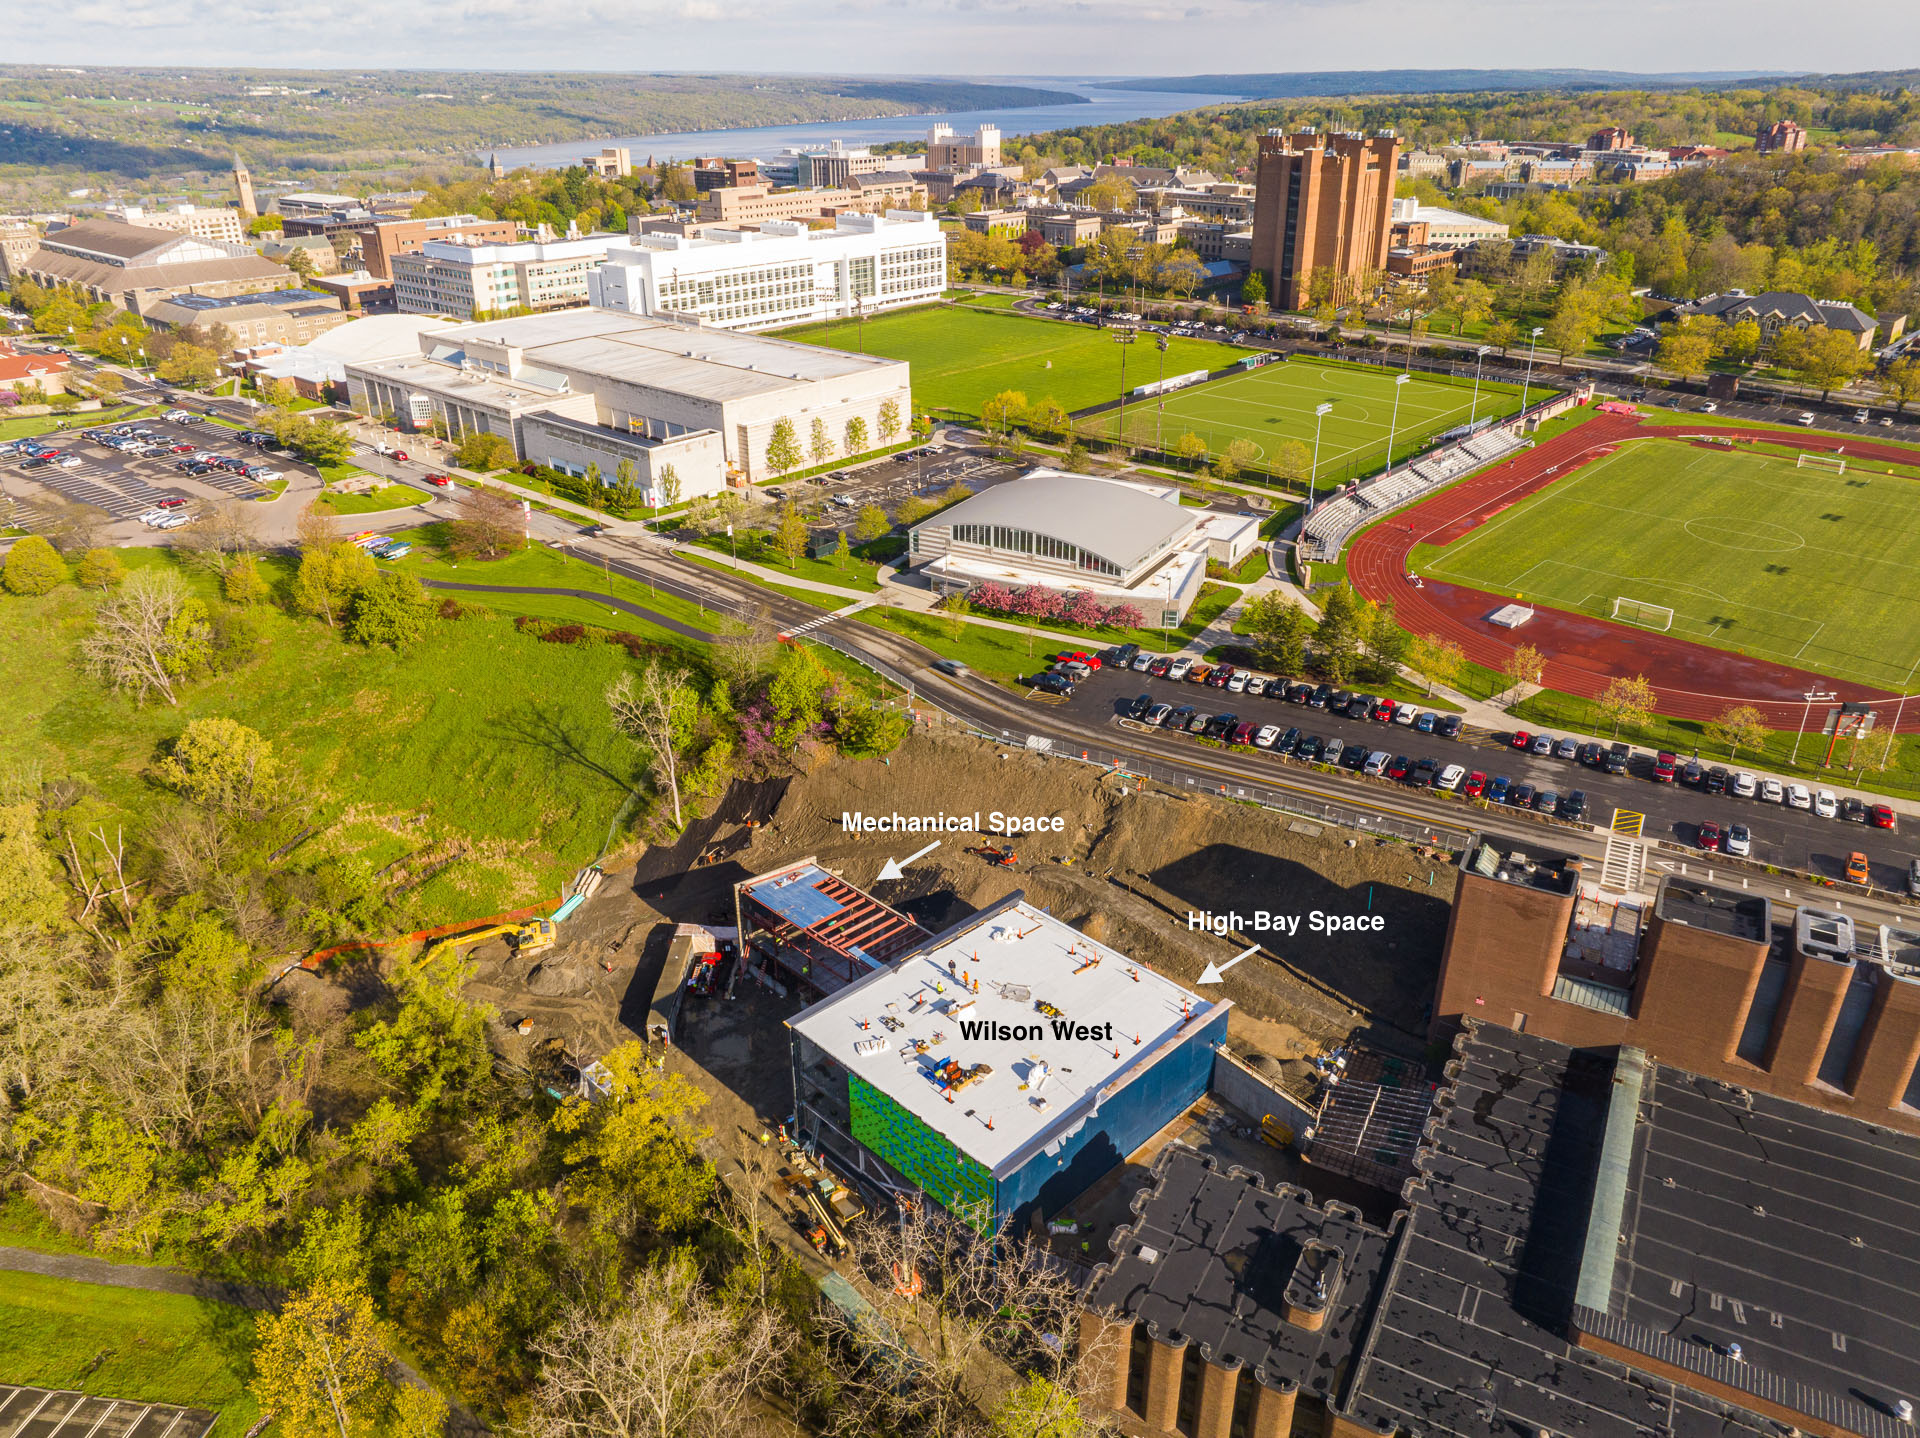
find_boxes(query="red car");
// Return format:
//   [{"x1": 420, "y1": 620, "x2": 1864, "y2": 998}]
[
  {"x1": 1373, "y1": 699, "x2": 1397, "y2": 723},
  {"x1": 170, "y1": 443, "x2": 196, "y2": 453},
  {"x1": 1870, "y1": 804, "x2": 1897, "y2": 830},
  {"x1": 1509, "y1": 729, "x2": 1531, "y2": 749},
  {"x1": 1697, "y1": 821, "x2": 1723, "y2": 852},
  {"x1": 1051, "y1": 650, "x2": 1100, "y2": 670},
  {"x1": 392, "y1": 450, "x2": 409, "y2": 462},
  {"x1": 155, "y1": 497, "x2": 188, "y2": 509},
  {"x1": 425, "y1": 473, "x2": 452, "y2": 486},
  {"x1": 1385, "y1": 755, "x2": 1412, "y2": 780},
  {"x1": 1652, "y1": 752, "x2": 1677, "y2": 782},
  {"x1": 1463, "y1": 771, "x2": 1488, "y2": 798}
]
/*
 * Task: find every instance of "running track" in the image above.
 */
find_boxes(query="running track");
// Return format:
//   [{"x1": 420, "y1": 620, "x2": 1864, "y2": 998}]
[{"x1": 1347, "y1": 410, "x2": 1920, "y2": 729}]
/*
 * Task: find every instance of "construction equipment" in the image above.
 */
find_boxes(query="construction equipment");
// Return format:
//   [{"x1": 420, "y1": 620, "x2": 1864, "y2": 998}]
[
  {"x1": 799, "y1": 1186, "x2": 850, "y2": 1255},
  {"x1": 429, "y1": 919, "x2": 556, "y2": 958},
  {"x1": 966, "y1": 844, "x2": 1018, "y2": 867},
  {"x1": 1260, "y1": 1115, "x2": 1295, "y2": 1150}
]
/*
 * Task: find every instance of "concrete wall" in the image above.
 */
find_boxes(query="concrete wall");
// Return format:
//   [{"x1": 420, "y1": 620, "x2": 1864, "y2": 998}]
[
  {"x1": 519, "y1": 413, "x2": 728, "y2": 502},
  {"x1": 1209, "y1": 1046, "x2": 1318, "y2": 1135}
]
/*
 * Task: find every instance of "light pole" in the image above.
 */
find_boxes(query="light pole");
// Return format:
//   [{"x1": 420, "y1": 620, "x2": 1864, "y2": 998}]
[
  {"x1": 1386, "y1": 373, "x2": 1409, "y2": 473},
  {"x1": 1521, "y1": 326, "x2": 1544, "y2": 412},
  {"x1": 1469, "y1": 344, "x2": 1492, "y2": 427},
  {"x1": 1112, "y1": 327, "x2": 1136, "y2": 456},
  {"x1": 1791, "y1": 686, "x2": 1837, "y2": 765},
  {"x1": 1154, "y1": 332, "x2": 1169, "y2": 453},
  {"x1": 1307, "y1": 401, "x2": 1333, "y2": 512},
  {"x1": 1878, "y1": 691, "x2": 1912, "y2": 770}
]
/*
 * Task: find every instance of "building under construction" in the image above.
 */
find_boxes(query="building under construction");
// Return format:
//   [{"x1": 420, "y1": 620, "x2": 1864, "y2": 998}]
[
  {"x1": 783, "y1": 888, "x2": 1229, "y2": 1230},
  {"x1": 734, "y1": 857, "x2": 931, "y2": 998}
]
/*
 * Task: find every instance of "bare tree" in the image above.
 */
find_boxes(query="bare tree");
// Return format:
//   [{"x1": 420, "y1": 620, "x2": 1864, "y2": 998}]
[
  {"x1": 708, "y1": 605, "x2": 780, "y2": 700},
  {"x1": 171, "y1": 499, "x2": 260, "y2": 575},
  {"x1": 526, "y1": 1250, "x2": 791, "y2": 1438},
  {"x1": 78, "y1": 570, "x2": 194, "y2": 706},
  {"x1": 818, "y1": 1198, "x2": 1121, "y2": 1438},
  {"x1": 449, "y1": 483, "x2": 525, "y2": 560},
  {"x1": 296, "y1": 500, "x2": 340, "y2": 551},
  {"x1": 41, "y1": 499, "x2": 112, "y2": 556},
  {"x1": 606, "y1": 665, "x2": 698, "y2": 828}
]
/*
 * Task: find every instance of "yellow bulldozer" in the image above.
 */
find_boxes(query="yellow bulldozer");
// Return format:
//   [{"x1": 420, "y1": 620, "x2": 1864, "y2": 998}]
[{"x1": 429, "y1": 919, "x2": 556, "y2": 959}]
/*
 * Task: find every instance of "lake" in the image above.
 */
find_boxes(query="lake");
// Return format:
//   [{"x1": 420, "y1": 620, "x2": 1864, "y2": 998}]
[{"x1": 487, "y1": 80, "x2": 1249, "y2": 171}]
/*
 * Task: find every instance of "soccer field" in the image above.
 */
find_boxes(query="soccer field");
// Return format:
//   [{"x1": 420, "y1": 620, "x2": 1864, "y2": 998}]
[
  {"x1": 1119, "y1": 358, "x2": 1525, "y2": 485},
  {"x1": 1413, "y1": 437, "x2": 1920, "y2": 690},
  {"x1": 780, "y1": 304, "x2": 1256, "y2": 423}
]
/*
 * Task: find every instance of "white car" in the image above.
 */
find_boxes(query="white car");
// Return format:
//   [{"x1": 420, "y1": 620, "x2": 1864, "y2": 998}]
[
  {"x1": 1785, "y1": 784, "x2": 1812, "y2": 810},
  {"x1": 1167, "y1": 657, "x2": 1193, "y2": 681},
  {"x1": 1226, "y1": 671, "x2": 1249, "y2": 693},
  {"x1": 1254, "y1": 724, "x2": 1281, "y2": 749},
  {"x1": 1726, "y1": 823, "x2": 1753, "y2": 858},
  {"x1": 152, "y1": 514, "x2": 188, "y2": 530},
  {"x1": 250, "y1": 468, "x2": 283, "y2": 481},
  {"x1": 1732, "y1": 771, "x2": 1758, "y2": 798},
  {"x1": 1393, "y1": 704, "x2": 1418, "y2": 726},
  {"x1": 137, "y1": 508, "x2": 170, "y2": 524},
  {"x1": 54, "y1": 455, "x2": 82, "y2": 468},
  {"x1": 1130, "y1": 653, "x2": 1153, "y2": 672},
  {"x1": 1759, "y1": 777, "x2": 1785, "y2": 804},
  {"x1": 1436, "y1": 764, "x2": 1467, "y2": 792},
  {"x1": 1814, "y1": 790, "x2": 1839, "y2": 818}
]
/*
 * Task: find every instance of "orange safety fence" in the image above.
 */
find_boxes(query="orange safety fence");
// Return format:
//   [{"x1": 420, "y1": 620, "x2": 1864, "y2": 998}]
[{"x1": 300, "y1": 901, "x2": 554, "y2": 970}]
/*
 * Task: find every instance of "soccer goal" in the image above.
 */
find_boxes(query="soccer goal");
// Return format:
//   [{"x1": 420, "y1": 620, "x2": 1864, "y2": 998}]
[
  {"x1": 1612, "y1": 596, "x2": 1675, "y2": 631},
  {"x1": 1796, "y1": 452, "x2": 1847, "y2": 474}
]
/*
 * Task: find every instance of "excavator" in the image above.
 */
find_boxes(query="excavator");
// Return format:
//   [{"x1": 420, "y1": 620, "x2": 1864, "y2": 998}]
[{"x1": 429, "y1": 919, "x2": 557, "y2": 959}]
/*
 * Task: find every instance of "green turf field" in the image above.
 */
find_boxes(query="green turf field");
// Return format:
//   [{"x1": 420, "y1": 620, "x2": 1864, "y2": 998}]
[
  {"x1": 779, "y1": 305, "x2": 1256, "y2": 422},
  {"x1": 1122, "y1": 358, "x2": 1525, "y2": 485},
  {"x1": 1412, "y1": 436, "x2": 1920, "y2": 690}
]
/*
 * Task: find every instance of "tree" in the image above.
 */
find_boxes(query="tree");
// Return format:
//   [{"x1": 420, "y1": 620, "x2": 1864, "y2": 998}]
[
  {"x1": 611, "y1": 457, "x2": 643, "y2": 512},
  {"x1": 157, "y1": 342, "x2": 220, "y2": 388},
  {"x1": 294, "y1": 542, "x2": 377, "y2": 630},
  {"x1": 3, "y1": 535, "x2": 64, "y2": 596},
  {"x1": 1211, "y1": 436, "x2": 1258, "y2": 482},
  {"x1": 0, "y1": 802, "x2": 66, "y2": 930},
  {"x1": 1171, "y1": 431, "x2": 1208, "y2": 471},
  {"x1": 773, "y1": 502, "x2": 808, "y2": 569},
  {"x1": 844, "y1": 414, "x2": 869, "y2": 457},
  {"x1": 808, "y1": 416, "x2": 834, "y2": 469},
  {"x1": 170, "y1": 499, "x2": 259, "y2": 577},
  {"x1": 41, "y1": 499, "x2": 112, "y2": 557},
  {"x1": 1313, "y1": 585, "x2": 1368, "y2": 684},
  {"x1": 1596, "y1": 674, "x2": 1657, "y2": 736},
  {"x1": 285, "y1": 246, "x2": 317, "y2": 280},
  {"x1": 249, "y1": 1280, "x2": 393, "y2": 1438},
  {"x1": 1501, "y1": 643, "x2": 1546, "y2": 696},
  {"x1": 1657, "y1": 331, "x2": 1714, "y2": 382},
  {"x1": 448, "y1": 484, "x2": 523, "y2": 560},
  {"x1": 348, "y1": 572, "x2": 433, "y2": 649},
  {"x1": 223, "y1": 554, "x2": 270, "y2": 606},
  {"x1": 297, "y1": 501, "x2": 340, "y2": 551},
  {"x1": 606, "y1": 665, "x2": 701, "y2": 829},
  {"x1": 1485, "y1": 318, "x2": 1518, "y2": 357},
  {"x1": 1269, "y1": 438, "x2": 1312, "y2": 484},
  {"x1": 78, "y1": 569, "x2": 204, "y2": 706},
  {"x1": 155, "y1": 718, "x2": 281, "y2": 816},
  {"x1": 526, "y1": 1250, "x2": 787, "y2": 1438},
  {"x1": 877, "y1": 398, "x2": 902, "y2": 444},
  {"x1": 1721, "y1": 318, "x2": 1763, "y2": 364},
  {"x1": 1877, "y1": 357, "x2": 1920, "y2": 414},
  {"x1": 1705, "y1": 704, "x2": 1769, "y2": 762},
  {"x1": 1240, "y1": 269, "x2": 1267, "y2": 307},
  {"x1": 1409, "y1": 633, "x2": 1465, "y2": 697},
  {"x1": 852, "y1": 504, "x2": 892, "y2": 544},
  {"x1": 1241, "y1": 592, "x2": 1312, "y2": 674},
  {"x1": 1780, "y1": 325, "x2": 1868, "y2": 400},
  {"x1": 764, "y1": 417, "x2": 801, "y2": 477},
  {"x1": 453, "y1": 429, "x2": 515, "y2": 471},
  {"x1": 1026, "y1": 397, "x2": 1069, "y2": 442},
  {"x1": 658, "y1": 463, "x2": 682, "y2": 508},
  {"x1": 832, "y1": 530, "x2": 851, "y2": 570}
]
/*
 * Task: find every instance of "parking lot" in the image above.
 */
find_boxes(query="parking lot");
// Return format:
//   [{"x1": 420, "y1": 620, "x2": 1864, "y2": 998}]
[
  {"x1": 752, "y1": 443, "x2": 1028, "y2": 534},
  {"x1": 1051, "y1": 657, "x2": 1920, "y2": 891},
  {"x1": 2, "y1": 412, "x2": 278, "y2": 531}
]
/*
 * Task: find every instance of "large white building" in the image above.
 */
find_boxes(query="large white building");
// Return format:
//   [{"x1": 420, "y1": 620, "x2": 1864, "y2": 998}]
[
  {"x1": 392, "y1": 233, "x2": 626, "y2": 320},
  {"x1": 588, "y1": 211, "x2": 945, "y2": 333},
  {"x1": 343, "y1": 308, "x2": 912, "y2": 500},
  {"x1": 106, "y1": 204, "x2": 247, "y2": 245}
]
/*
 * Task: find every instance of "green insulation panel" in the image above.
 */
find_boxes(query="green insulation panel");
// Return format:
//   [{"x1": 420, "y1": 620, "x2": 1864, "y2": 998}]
[{"x1": 848, "y1": 1073, "x2": 994, "y2": 1225}]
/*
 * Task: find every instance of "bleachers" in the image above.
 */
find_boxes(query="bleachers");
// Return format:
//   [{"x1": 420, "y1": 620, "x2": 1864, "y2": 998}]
[
  {"x1": 1296, "y1": 424, "x2": 1528, "y2": 563},
  {"x1": 1463, "y1": 426, "x2": 1523, "y2": 463}
]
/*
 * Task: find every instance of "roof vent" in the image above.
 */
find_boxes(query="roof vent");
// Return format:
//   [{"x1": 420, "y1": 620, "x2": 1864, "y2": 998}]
[{"x1": 1895, "y1": 1400, "x2": 1913, "y2": 1423}]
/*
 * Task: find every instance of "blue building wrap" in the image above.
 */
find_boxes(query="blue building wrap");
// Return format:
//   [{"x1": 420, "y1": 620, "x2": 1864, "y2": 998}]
[{"x1": 994, "y1": 1007, "x2": 1228, "y2": 1228}]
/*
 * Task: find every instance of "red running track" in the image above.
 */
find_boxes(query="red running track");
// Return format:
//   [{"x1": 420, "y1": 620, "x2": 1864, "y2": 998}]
[{"x1": 1346, "y1": 411, "x2": 1920, "y2": 729}]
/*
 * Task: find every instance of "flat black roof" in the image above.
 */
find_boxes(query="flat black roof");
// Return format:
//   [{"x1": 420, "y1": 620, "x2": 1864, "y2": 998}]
[
  {"x1": 1086, "y1": 1146, "x2": 1393, "y2": 1401},
  {"x1": 1463, "y1": 836, "x2": 1578, "y2": 895},
  {"x1": 1585, "y1": 1064, "x2": 1920, "y2": 1438},
  {"x1": 1655, "y1": 876, "x2": 1769, "y2": 942},
  {"x1": 1340, "y1": 1026, "x2": 1776, "y2": 1438}
]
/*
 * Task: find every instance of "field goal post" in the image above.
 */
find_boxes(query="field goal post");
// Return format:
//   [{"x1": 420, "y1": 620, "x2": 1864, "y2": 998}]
[
  {"x1": 1796, "y1": 452, "x2": 1847, "y2": 474},
  {"x1": 1611, "y1": 596, "x2": 1674, "y2": 631}
]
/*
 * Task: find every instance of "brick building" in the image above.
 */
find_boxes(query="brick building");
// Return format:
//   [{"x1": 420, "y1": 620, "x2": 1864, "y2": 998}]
[
  {"x1": 1431, "y1": 842, "x2": 1920, "y2": 1136},
  {"x1": 1249, "y1": 128, "x2": 1399, "y2": 311},
  {"x1": 1756, "y1": 119, "x2": 1808, "y2": 154},
  {"x1": 360, "y1": 215, "x2": 518, "y2": 280}
]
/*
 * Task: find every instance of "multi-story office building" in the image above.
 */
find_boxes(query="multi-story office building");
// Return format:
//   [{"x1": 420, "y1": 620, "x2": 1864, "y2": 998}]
[
  {"x1": 1387, "y1": 197, "x2": 1510, "y2": 250},
  {"x1": 107, "y1": 204, "x2": 247, "y2": 245},
  {"x1": 692, "y1": 157, "x2": 759, "y2": 191},
  {"x1": 142, "y1": 287, "x2": 350, "y2": 350},
  {"x1": 390, "y1": 234, "x2": 622, "y2": 319},
  {"x1": 1757, "y1": 118, "x2": 1808, "y2": 153},
  {"x1": 926, "y1": 123, "x2": 1001, "y2": 170},
  {"x1": 588, "y1": 211, "x2": 944, "y2": 332},
  {"x1": 1249, "y1": 127, "x2": 1399, "y2": 310},
  {"x1": 359, "y1": 215, "x2": 519, "y2": 280},
  {"x1": 580, "y1": 147, "x2": 631, "y2": 178}
]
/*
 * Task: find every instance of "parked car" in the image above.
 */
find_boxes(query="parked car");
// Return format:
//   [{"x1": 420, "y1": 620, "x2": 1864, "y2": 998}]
[
  {"x1": 1164, "y1": 705, "x2": 1195, "y2": 730},
  {"x1": 1871, "y1": 804, "x2": 1897, "y2": 830},
  {"x1": 1725, "y1": 823, "x2": 1752, "y2": 857},
  {"x1": 1145, "y1": 703, "x2": 1173, "y2": 726},
  {"x1": 1297, "y1": 735, "x2": 1325, "y2": 763},
  {"x1": 1414, "y1": 711, "x2": 1436, "y2": 734},
  {"x1": 1731, "y1": 771, "x2": 1758, "y2": 798},
  {"x1": 1463, "y1": 771, "x2": 1488, "y2": 797},
  {"x1": 1486, "y1": 776, "x2": 1511, "y2": 804},
  {"x1": 1528, "y1": 734, "x2": 1554, "y2": 756},
  {"x1": 1254, "y1": 724, "x2": 1281, "y2": 750},
  {"x1": 1698, "y1": 821, "x2": 1723, "y2": 852},
  {"x1": 1372, "y1": 699, "x2": 1397, "y2": 723},
  {"x1": 1130, "y1": 652, "x2": 1154, "y2": 672},
  {"x1": 1533, "y1": 788, "x2": 1559, "y2": 813},
  {"x1": 1785, "y1": 784, "x2": 1812, "y2": 811},
  {"x1": 1908, "y1": 858, "x2": 1920, "y2": 898},
  {"x1": 1362, "y1": 751, "x2": 1392, "y2": 777},
  {"x1": 1310, "y1": 684, "x2": 1333, "y2": 709},
  {"x1": 1229, "y1": 721, "x2": 1258, "y2": 747},
  {"x1": 1652, "y1": 752, "x2": 1677, "y2": 782},
  {"x1": 1814, "y1": 790, "x2": 1839, "y2": 818},
  {"x1": 1393, "y1": 704, "x2": 1418, "y2": 727},
  {"x1": 1149, "y1": 657, "x2": 1172, "y2": 677},
  {"x1": 1509, "y1": 730, "x2": 1533, "y2": 751},
  {"x1": 1680, "y1": 760, "x2": 1704, "y2": 787},
  {"x1": 1842, "y1": 796, "x2": 1869, "y2": 823},
  {"x1": 1846, "y1": 851, "x2": 1871, "y2": 884},
  {"x1": 1553, "y1": 736, "x2": 1579, "y2": 761},
  {"x1": 1705, "y1": 766, "x2": 1729, "y2": 794},
  {"x1": 1559, "y1": 790, "x2": 1589, "y2": 821},
  {"x1": 1166, "y1": 657, "x2": 1192, "y2": 681},
  {"x1": 1436, "y1": 714, "x2": 1463, "y2": 739},
  {"x1": 1577, "y1": 742, "x2": 1603, "y2": 767},
  {"x1": 1436, "y1": 764, "x2": 1466, "y2": 792},
  {"x1": 1322, "y1": 739, "x2": 1346, "y2": 767},
  {"x1": 1126, "y1": 694, "x2": 1154, "y2": 719}
]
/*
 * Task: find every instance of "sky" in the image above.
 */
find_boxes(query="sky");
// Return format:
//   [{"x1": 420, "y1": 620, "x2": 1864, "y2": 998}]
[{"x1": 13, "y1": 0, "x2": 1920, "y2": 75}]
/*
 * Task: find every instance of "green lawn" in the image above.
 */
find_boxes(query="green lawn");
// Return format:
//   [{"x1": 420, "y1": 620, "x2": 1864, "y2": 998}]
[
  {"x1": 321, "y1": 483, "x2": 425, "y2": 515},
  {"x1": 0, "y1": 1273, "x2": 260, "y2": 1438},
  {"x1": 1120, "y1": 357, "x2": 1525, "y2": 488},
  {"x1": 0, "y1": 403, "x2": 159, "y2": 441},
  {"x1": 777, "y1": 305, "x2": 1257, "y2": 423},
  {"x1": 0, "y1": 549, "x2": 686, "y2": 925},
  {"x1": 1411, "y1": 435, "x2": 1920, "y2": 691},
  {"x1": 686, "y1": 532, "x2": 888, "y2": 592}
]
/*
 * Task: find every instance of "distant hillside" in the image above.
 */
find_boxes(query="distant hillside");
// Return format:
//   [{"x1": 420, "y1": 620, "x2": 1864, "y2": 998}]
[{"x1": 1100, "y1": 70, "x2": 1794, "y2": 99}]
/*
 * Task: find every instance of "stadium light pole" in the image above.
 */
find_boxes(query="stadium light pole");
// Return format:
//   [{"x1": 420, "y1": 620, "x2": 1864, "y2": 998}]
[
  {"x1": 1308, "y1": 401, "x2": 1333, "y2": 512},
  {"x1": 1470, "y1": 344, "x2": 1493, "y2": 427},
  {"x1": 1791, "y1": 686, "x2": 1838, "y2": 765},
  {"x1": 1112, "y1": 327, "x2": 1136, "y2": 456},
  {"x1": 1155, "y1": 332, "x2": 1170, "y2": 452},
  {"x1": 1521, "y1": 326, "x2": 1544, "y2": 411},
  {"x1": 1386, "y1": 373, "x2": 1410, "y2": 473}
]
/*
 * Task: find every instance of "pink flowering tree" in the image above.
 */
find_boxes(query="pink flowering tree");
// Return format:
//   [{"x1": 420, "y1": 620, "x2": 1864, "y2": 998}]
[
  {"x1": 1062, "y1": 591, "x2": 1108, "y2": 628},
  {"x1": 1104, "y1": 602, "x2": 1146, "y2": 629},
  {"x1": 969, "y1": 581, "x2": 1016, "y2": 613}
]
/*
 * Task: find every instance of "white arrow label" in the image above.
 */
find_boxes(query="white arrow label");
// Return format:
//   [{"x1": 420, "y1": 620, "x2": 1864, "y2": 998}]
[
  {"x1": 1197, "y1": 945, "x2": 1261, "y2": 986},
  {"x1": 877, "y1": 840, "x2": 941, "y2": 883}
]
